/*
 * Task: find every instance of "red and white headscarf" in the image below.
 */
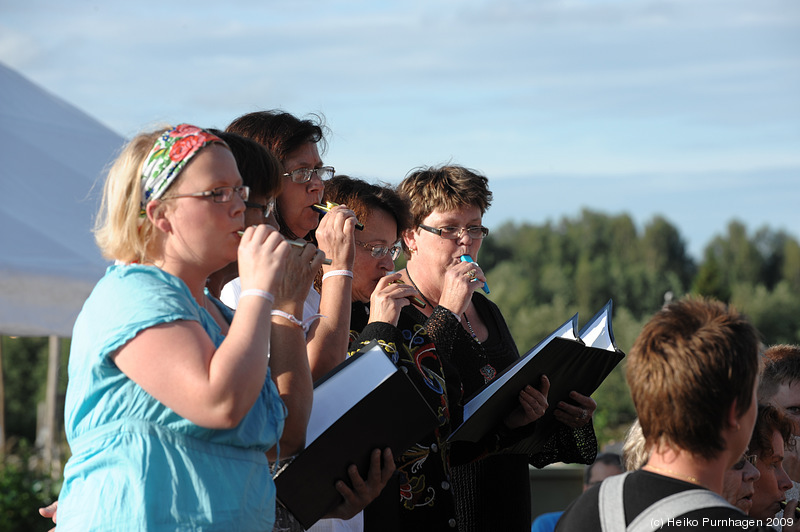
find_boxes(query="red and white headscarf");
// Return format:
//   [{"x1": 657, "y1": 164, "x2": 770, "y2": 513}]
[{"x1": 139, "y1": 124, "x2": 224, "y2": 212}]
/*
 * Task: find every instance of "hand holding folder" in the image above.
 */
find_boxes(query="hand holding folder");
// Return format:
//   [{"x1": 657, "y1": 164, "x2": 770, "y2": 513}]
[
  {"x1": 274, "y1": 341, "x2": 439, "y2": 529},
  {"x1": 448, "y1": 300, "x2": 624, "y2": 449}
]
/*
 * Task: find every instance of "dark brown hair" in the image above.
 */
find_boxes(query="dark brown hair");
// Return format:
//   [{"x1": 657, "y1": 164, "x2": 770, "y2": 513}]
[
  {"x1": 209, "y1": 130, "x2": 282, "y2": 202},
  {"x1": 226, "y1": 110, "x2": 326, "y2": 163},
  {"x1": 323, "y1": 175, "x2": 411, "y2": 240},
  {"x1": 749, "y1": 403, "x2": 796, "y2": 459}
]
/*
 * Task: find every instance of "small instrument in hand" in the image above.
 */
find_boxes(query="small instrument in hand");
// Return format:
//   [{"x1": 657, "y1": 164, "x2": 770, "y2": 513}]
[
  {"x1": 389, "y1": 279, "x2": 427, "y2": 308},
  {"x1": 460, "y1": 254, "x2": 490, "y2": 294},
  {"x1": 312, "y1": 201, "x2": 364, "y2": 230},
  {"x1": 238, "y1": 231, "x2": 332, "y2": 264},
  {"x1": 780, "y1": 500, "x2": 800, "y2": 518}
]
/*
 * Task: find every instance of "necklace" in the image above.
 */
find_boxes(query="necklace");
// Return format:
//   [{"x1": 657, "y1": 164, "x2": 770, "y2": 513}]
[
  {"x1": 463, "y1": 312, "x2": 481, "y2": 344},
  {"x1": 406, "y1": 268, "x2": 496, "y2": 383},
  {"x1": 405, "y1": 268, "x2": 434, "y2": 309},
  {"x1": 644, "y1": 464, "x2": 701, "y2": 486}
]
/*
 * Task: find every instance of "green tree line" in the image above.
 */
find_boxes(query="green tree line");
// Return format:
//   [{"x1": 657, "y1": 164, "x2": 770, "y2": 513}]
[
  {"x1": 3, "y1": 209, "x2": 800, "y2": 529},
  {"x1": 480, "y1": 209, "x2": 800, "y2": 444}
]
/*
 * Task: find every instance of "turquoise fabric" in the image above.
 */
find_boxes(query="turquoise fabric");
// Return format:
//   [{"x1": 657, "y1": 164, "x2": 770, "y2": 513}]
[{"x1": 57, "y1": 265, "x2": 286, "y2": 531}]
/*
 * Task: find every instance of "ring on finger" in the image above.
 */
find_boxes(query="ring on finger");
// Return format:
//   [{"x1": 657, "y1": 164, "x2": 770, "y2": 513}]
[{"x1": 467, "y1": 269, "x2": 477, "y2": 280}]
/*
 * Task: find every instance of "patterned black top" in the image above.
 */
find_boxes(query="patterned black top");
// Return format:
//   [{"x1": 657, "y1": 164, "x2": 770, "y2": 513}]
[{"x1": 352, "y1": 293, "x2": 598, "y2": 531}]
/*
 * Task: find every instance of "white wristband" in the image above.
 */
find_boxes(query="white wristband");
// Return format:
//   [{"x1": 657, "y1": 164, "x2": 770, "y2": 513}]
[
  {"x1": 322, "y1": 269, "x2": 354, "y2": 282},
  {"x1": 239, "y1": 289, "x2": 275, "y2": 304},
  {"x1": 271, "y1": 310, "x2": 325, "y2": 333}
]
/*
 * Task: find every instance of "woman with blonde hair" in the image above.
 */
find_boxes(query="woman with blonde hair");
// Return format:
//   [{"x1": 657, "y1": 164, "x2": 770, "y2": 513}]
[{"x1": 56, "y1": 124, "x2": 321, "y2": 530}]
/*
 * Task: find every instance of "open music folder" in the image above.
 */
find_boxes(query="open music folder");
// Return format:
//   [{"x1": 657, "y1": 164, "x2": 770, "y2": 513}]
[
  {"x1": 274, "y1": 340, "x2": 439, "y2": 529},
  {"x1": 448, "y1": 300, "x2": 625, "y2": 448}
]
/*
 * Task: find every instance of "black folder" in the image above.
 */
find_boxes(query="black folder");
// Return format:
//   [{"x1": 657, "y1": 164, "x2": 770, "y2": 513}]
[
  {"x1": 274, "y1": 341, "x2": 439, "y2": 529},
  {"x1": 448, "y1": 300, "x2": 625, "y2": 449}
]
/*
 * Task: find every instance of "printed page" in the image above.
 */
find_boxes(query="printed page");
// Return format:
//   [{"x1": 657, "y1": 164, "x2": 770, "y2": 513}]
[
  {"x1": 579, "y1": 301, "x2": 615, "y2": 351},
  {"x1": 462, "y1": 314, "x2": 578, "y2": 421},
  {"x1": 306, "y1": 345, "x2": 397, "y2": 444}
]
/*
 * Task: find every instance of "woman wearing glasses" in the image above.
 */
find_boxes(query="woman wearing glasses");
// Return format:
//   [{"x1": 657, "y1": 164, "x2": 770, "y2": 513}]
[
  {"x1": 55, "y1": 124, "x2": 315, "y2": 530},
  {"x1": 321, "y1": 175, "x2": 461, "y2": 531},
  {"x1": 320, "y1": 175, "x2": 415, "y2": 325},
  {"x1": 222, "y1": 113, "x2": 395, "y2": 532},
  {"x1": 225, "y1": 111, "x2": 359, "y2": 382},
  {"x1": 723, "y1": 451, "x2": 761, "y2": 514},
  {"x1": 388, "y1": 165, "x2": 599, "y2": 531}
]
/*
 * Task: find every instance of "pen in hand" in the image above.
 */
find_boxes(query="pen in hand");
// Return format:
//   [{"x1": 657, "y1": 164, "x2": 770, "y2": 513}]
[
  {"x1": 312, "y1": 201, "x2": 364, "y2": 230},
  {"x1": 780, "y1": 500, "x2": 800, "y2": 518},
  {"x1": 389, "y1": 279, "x2": 427, "y2": 308}
]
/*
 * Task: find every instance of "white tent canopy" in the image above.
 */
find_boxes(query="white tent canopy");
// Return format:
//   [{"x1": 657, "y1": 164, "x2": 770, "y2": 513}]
[{"x1": 0, "y1": 63, "x2": 124, "y2": 336}]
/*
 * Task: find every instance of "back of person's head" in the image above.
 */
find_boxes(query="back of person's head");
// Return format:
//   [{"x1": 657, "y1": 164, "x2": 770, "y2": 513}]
[
  {"x1": 209, "y1": 129, "x2": 282, "y2": 202},
  {"x1": 627, "y1": 296, "x2": 760, "y2": 460},
  {"x1": 583, "y1": 452, "x2": 623, "y2": 488},
  {"x1": 226, "y1": 110, "x2": 326, "y2": 163},
  {"x1": 759, "y1": 345, "x2": 800, "y2": 403},
  {"x1": 397, "y1": 165, "x2": 493, "y2": 228},
  {"x1": 749, "y1": 403, "x2": 796, "y2": 459},
  {"x1": 622, "y1": 418, "x2": 649, "y2": 471},
  {"x1": 323, "y1": 175, "x2": 411, "y2": 240}
]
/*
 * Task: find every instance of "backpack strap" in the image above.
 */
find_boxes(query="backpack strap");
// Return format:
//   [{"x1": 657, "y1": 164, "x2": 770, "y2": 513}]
[
  {"x1": 598, "y1": 471, "x2": 737, "y2": 532},
  {"x1": 628, "y1": 489, "x2": 735, "y2": 532},
  {"x1": 598, "y1": 471, "x2": 630, "y2": 532}
]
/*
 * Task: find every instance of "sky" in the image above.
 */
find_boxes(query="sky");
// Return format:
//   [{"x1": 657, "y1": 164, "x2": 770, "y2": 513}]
[{"x1": 1, "y1": 0, "x2": 799, "y2": 259}]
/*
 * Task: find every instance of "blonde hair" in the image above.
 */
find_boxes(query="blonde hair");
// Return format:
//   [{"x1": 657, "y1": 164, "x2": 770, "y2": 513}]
[
  {"x1": 622, "y1": 418, "x2": 649, "y2": 471},
  {"x1": 94, "y1": 127, "x2": 173, "y2": 263}
]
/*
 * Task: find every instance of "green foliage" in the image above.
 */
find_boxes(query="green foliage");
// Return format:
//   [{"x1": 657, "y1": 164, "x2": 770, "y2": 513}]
[
  {"x1": 0, "y1": 440, "x2": 61, "y2": 532},
  {"x1": 1, "y1": 337, "x2": 69, "y2": 442},
  {"x1": 3, "y1": 337, "x2": 48, "y2": 442},
  {"x1": 731, "y1": 282, "x2": 800, "y2": 345}
]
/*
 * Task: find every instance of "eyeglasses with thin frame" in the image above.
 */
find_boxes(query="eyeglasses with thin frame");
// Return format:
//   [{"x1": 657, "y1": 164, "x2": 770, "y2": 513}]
[
  {"x1": 245, "y1": 198, "x2": 275, "y2": 218},
  {"x1": 283, "y1": 166, "x2": 335, "y2": 184},
  {"x1": 732, "y1": 453, "x2": 758, "y2": 470},
  {"x1": 356, "y1": 240, "x2": 402, "y2": 261},
  {"x1": 418, "y1": 223, "x2": 490, "y2": 240},
  {"x1": 166, "y1": 185, "x2": 250, "y2": 203}
]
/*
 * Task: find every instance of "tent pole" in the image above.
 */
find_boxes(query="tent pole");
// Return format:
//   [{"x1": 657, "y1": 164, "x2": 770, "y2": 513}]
[
  {"x1": 45, "y1": 335, "x2": 60, "y2": 476},
  {"x1": 0, "y1": 336, "x2": 5, "y2": 453}
]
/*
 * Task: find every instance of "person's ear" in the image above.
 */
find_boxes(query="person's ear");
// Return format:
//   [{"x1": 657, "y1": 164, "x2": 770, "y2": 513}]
[
  {"x1": 727, "y1": 398, "x2": 742, "y2": 431},
  {"x1": 146, "y1": 200, "x2": 172, "y2": 234},
  {"x1": 403, "y1": 228, "x2": 418, "y2": 254}
]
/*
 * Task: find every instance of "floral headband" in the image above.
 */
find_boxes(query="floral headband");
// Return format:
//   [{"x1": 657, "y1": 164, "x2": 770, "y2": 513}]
[{"x1": 139, "y1": 124, "x2": 224, "y2": 212}]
